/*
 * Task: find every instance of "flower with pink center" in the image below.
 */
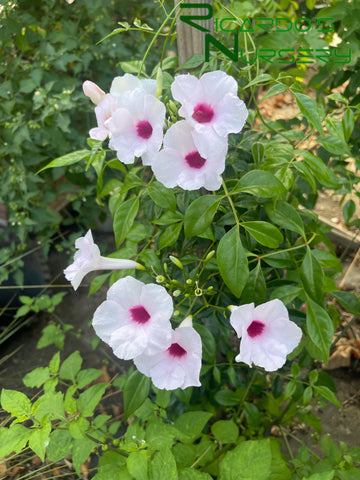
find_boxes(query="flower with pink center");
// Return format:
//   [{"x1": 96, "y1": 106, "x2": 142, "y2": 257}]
[
  {"x1": 82, "y1": 81, "x2": 106, "y2": 105},
  {"x1": 134, "y1": 317, "x2": 202, "y2": 390},
  {"x1": 64, "y1": 230, "x2": 139, "y2": 291},
  {"x1": 171, "y1": 70, "x2": 248, "y2": 137},
  {"x1": 108, "y1": 88, "x2": 165, "y2": 164},
  {"x1": 89, "y1": 94, "x2": 118, "y2": 141},
  {"x1": 110, "y1": 73, "x2": 156, "y2": 99},
  {"x1": 92, "y1": 276, "x2": 173, "y2": 361},
  {"x1": 149, "y1": 120, "x2": 227, "y2": 191},
  {"x1": 230, "y1": 300, "x2": 302, "y2": 372}
]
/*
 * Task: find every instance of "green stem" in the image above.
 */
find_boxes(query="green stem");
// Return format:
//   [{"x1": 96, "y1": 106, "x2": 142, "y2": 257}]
[{"x1": 222, "y1": 178, "x2": 239, "y2": 225}]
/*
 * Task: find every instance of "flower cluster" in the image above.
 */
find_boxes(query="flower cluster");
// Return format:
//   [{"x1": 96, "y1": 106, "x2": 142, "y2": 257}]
[{"x1": 83, "y1": 71, "x2": 248, "y2": 191}]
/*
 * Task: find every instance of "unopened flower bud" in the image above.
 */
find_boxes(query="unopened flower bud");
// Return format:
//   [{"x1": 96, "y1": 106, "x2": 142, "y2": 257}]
[
  {"x1": 173, "y1": 289, "x2": 181, "y2": 297},
  {"x1": 205, "y1": 250, "x2": 215, "y2": 262},
  {"x1": 156, "y1": 275, "x2": 165, "y2": 283},
  {"x1": 169, "y1": 255, "x2": 183, "y2": 270},
  {"x1": 156, "y1": 67, "x2": 162, "y2": 99},
  {"x1": 186, "y1": 279, "x2": 193, "y2": 285},
  {"x1": 174, "y1": 310, "x2": 180, "y2": 316},
  {"x1": 82, "y1": 80, "x2": 106, "y2": 105}
]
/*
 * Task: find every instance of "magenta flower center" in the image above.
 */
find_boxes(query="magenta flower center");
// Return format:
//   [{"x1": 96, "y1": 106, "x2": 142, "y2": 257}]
[
  {"x1": 130, "y1": 305, "x2": 151, "y2": 324},
  {"x1": 185, "y1": 151, "x2": 207, "y2": 169},
  {"x1": 247, "y1": 320, "x2": 265, "y2": 338},
  {"x1": 136, "y1": 120, "x2": 153, "y2": 139},
  {"x1": 192, "y1": 103, "x2": 214, "y2": 124},
  {"x1": 168, "y1": 342, "x2": 187, "y2": 358}
]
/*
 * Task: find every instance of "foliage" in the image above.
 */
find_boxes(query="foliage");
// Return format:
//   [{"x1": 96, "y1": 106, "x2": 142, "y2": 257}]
[{"x1": 1, "y1": 0, "x2": 360, "y2": 479}]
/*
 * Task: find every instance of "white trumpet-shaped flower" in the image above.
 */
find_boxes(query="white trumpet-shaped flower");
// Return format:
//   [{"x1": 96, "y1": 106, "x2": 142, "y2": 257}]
[{"x1": 64, "y1": 230, "x2": 139, "y2": 291}]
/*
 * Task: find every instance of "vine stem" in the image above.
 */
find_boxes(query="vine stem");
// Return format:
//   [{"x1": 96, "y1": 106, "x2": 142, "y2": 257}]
[{"x1": 222, "y1": 178, "x2": 239, "y2": 226}]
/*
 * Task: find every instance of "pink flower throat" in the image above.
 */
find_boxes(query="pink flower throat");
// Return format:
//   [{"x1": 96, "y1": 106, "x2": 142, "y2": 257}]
[
  {"x1": 136, "y1": 120, "x2": 153, "y2": 139},
  {"x1": 130, "y1": 305, "x2": 150, "y2": 324},
  {"x1": 192, "y1": 103, "x2": 214, "y2": 124},
  {"x1": 247, "y1": 320, "x2": 265, "y2": 338},
  {"x1": 185, "y1": 151, "x2": 206, "y2": 169},
  {"x1": 168, "y1": 342, "x2": 187, "y2": 358}
]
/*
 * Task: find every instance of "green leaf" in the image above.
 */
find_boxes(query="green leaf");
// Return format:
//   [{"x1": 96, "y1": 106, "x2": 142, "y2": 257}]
[
  {"x1": 127, "y1": 450, "x2": 148, "y2": 480},
  {"x1": 150, "y1": 448, "x2": 177, "y2": 480},
  {"x1": 158, "y1": 222, "x2": 183, "y2": 250},
  {"x1": 0, "y1": 424, "x2": 31, "y2": 458},
  {"x1": 33, "y1": 391, "x2": 65, "y2": 422},
  {"x1": 59, "y1": 351, "x2": 83, "y2": 382},
  {"x1": 234, "y1": 170, "x2": 286, "y2": 198},
  {"x1": 314, "y1": 385, "x2": 341, "y2": 407},
  {"x1": 178, "y1": 53, "x2": 204, "y2": 70},
  {"x1": 76, "y1": 368, "x2": 104, "y2": 389},
  {"x1": 113, "y1": 196, "x2": 139, "y2": 248},
  {"x1": 72, "y1": 438, "x2": 96, "y2": 476},
  {"x1": 214, "y1": 390, "x2": 240, "y2": 407},
  {"x1": 29, "y1": 423, "x2": 51, "y2": 461},
  {"x1": 37, "y1": 323, "x2": 65, "y2": 350},
  {"x1": 306, "y1": 298, "x2": 334, "y2": 361},
  {"x1": 23, "y1": 367, "x2": 51, "y2": 388},
  {"x1": 120, "y1": 60, "x2": 144, "y2": 74},
  {"x1": 293, "y1": 91, "x2": 324, "y2": 133},
  {"x1": 251, "y1": 142, "x2": 265, "y2": 164},
  {"x1": 301, "y1": 249, "x2": 324, "y2": 303},
  {"x1": 265, "y1": 201, "x2": 305, "y2": 238},
  {"x1": 305, "y1": 472, "x2": 335, "y2": 480},
  {"x1": 241, "y1": 262, "x2": 267, "y2": 305},
  {"x1": 241, "y1": 221, "x2": 283, "y2": 248},
  {"x1": 342, "y1": 108, "x2": 355, "y2": 142},
  {"x1": 343, "y1": 199, "x2": 356, "y2": 225},
  {"x1": 260, "y1": 83, "x2": 288, "y2": 103},
  {"x1": 269, "y1": 438, "x2": 292, "y2": 480},
  {"x1": 270, "y1": 285, "x2": 302, "y2": 305},
  {"x1": 327, "y1": 92, "x2": 348, "y2": 104},
  {"x1": 49, "y1": 352, "x2": 60, "y2": 375},
  {"x1": 303, "y1": 386, "x2": 313, "y2": 405},
  {"x1": 78, "y1": 383, "x2": 107, "y2": 417},
  {"x1": 152, "y1": 210, "x2": 183, "y2": 225},
  {"x1": 45, "y1": 429, "x2": 73, "y2": 462},
  {"x1": 220, "y1": 439, "x2": 272, "y2": 480},
  {"x1": 211, "y1": 420, "x2": 239, "y2": 444},
  {"x1": 148, "y1": 181, "x2": 176, "y2": 211},
  {"x1": 37, "y1": 149, "x2": 89, "y2": 173},
  {"x1": 175, "y1": 411, "x2": 213, "y2": 444},
  {"x1": 179, "y1": 469, "x2": 213, "y2": 479},
  {"x1": 89, "y1": 273, "x2": 110, "y2": 296},
  {"x1": 123, "y1": 370, "x2": 150, "y2": 420},
  {"x1": 245, "y1": 74, "x2": 273, "y2": 87},
  {"x1": 317, "y1": 135, "x2": 350, "y2": 155},
  {"x1": 217, "y1": 226, "x2": 249, "y2": 298},
  {"x1": 193, "y1": 324, "x2": 216, "y2": 363},
  {"x1": 1, "y1": 389, "x2": 31, "y2": 420},
  {"x1": 330, "y1": 291, "x2": 360, "y2": 315},
  {"x1": 184, "y1": 195, "x2": 221, "y2": 238},
  {"x1": 146, "y1": 420, "x2": 175, "y2": 450}
]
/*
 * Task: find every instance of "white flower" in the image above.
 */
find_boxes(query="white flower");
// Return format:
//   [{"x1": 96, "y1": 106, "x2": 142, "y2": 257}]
[
  {"x1": 64, "y1": 230, "x2": 139, "y2": 290},
  {"x1": 230, "y1": 300, "x2": 302, "y2": 372},
  {"x1": 89, "y1": 94, "x2": 118, "y2": 141},
  {"x1": 110, "y1": 73, "x2": 156, "y2": 99},
  {"x1": 92, "y1": 276, "x2": 173, "y2": 360},
  {"x1": 134, "y1": 317, "x2": 202, "y2": 390},
  {"x1": 171, "y1": 70, "x2": 248, "y2": 137},
  {"x1": 82, "y1": 81, "x2": 106, "y2": 105},
  {"x1": 149, "y1": 120, "x2": 227, "y2": 191},
  {"x1": 108, "y1": 89, "x2": 166, "y2": 164}
]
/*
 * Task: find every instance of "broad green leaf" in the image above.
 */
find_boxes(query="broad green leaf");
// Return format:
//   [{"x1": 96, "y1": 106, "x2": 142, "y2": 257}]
[
  {"x1": 245, "y1": 74, "x2": 273, "y2": 87},
  {"x1": 234, "y1": 170, "x2": 286, "y2": 198},
  {"x1": 193, "y1": 324, "x2": 216, "y2": 363},
  {"x1": 37, "y1": 323, "x2": 65, "y2": 350},
  {"x1": 46, "y1": 429, "x2": 73, "y2": 462},
  {"x1": 293, "y1": 91, "x2": 323, "y2": 133},
  {"x1": 77, "y1": 383, "x2": 107, "y2": 417},
  {"x1": 269, "y1": 438, "x2": 292, "y2": 480},
  {"x1": 179, "y1": 469, "x2": 213, "y2": 479},
  {"x1": 265, "y1": 201, "x2": 305, "y2": 238},
  {"x1": 343, "y1": 199, "x2": 356, "y2": 224},
  {"x1": 306, "y1": 298, "x2": 334, "y2": 361},
  {"x1": 127, "y1": 450, "x2": 148, "y2": 480},
  {"x1": 184, "y1": 195, "x2": 221, "y2": 237},
  {"x1": 153, "y1": 210, "x2": 183, "y2": 225},
  {"x1": 123, "y1": 370, "x2": 150, "y2": 420},
  {"x1": 217, "y1": 226, "x2": 249, "y2": 298},
  {"x1": 175, "y1": 411, "x2": 213, "y2": 444},
  {"x1": 72, "y1": 438, "x2": 96, "y2": 476},
  {"x1": 150, "y1": 448, "x2": 177, "y2": 480},
  {"x1": 270, "y1": 285, "x2": 302, "y2": 305},
  {"x1": 113, "y1": 196, "x2": 139, "y2": 247},
  {"x1": 0, "y1": 424, "x2": 31, "y2": 458},
  {"x1": 37, "y1": 149, "x2": 89, "y2": 173},
  {"x1": 145, "y1": 420, "x2": 176, "y2": 450},
  {"x1": 241, "y1": 221, "x2": 283, "y2": 248},
  {"x1": 304, "y1": 471, "x2": 335, "y2": 480},
  {"x1": 241, "y1": 262, "x2": 266, "y2": 305},
  {"x1": 211, "y1": 420, "x2": 239, "y2": 444},
  {"x1": 330, "y1": 291, "x2": 360, "y2": 315},
  {"x1": 251, "y1": 142, "x2": 265, "y2": 164},
  {"x1": 260, "y1": 83, "x2": 288, "y2": 103},
  {"x1": 23, "y1": 367, "x2": 50, "y2": 388},
  {"x1": 1, "y1": 389, "x2": 31, "y2": 420},
  {"x1": 178, "y1": 53, "x2": 205, "y2": 70},
  {"x1": 220, "y1": 439, "x2": 272, "y2": 480},
  {"x1": 327, "y1": 92, "x2": 348, "y2": 104},
  {"x1": 49, "y1": 352, "x2": 60, "y2": 375},
  {"x1": 76, "y1": 368, "x2": 104, "y2": 389},
  {"x1": 314, "y1": 386, "x2": 341, "y2": 408},
  {"x1": 158, "y1": 222, "x2": 183, "y2": 250},
  {"x1": 33, "y1": 391, "x2": 65, "y2": 422},
  {"x1": 120, "y1": 60, "x2": 143, "y2": 74},
  {"x1": 64, "y1": 385, "x2": 77, "y2": 414},
  {"x1": 29, "y1": 423, "x2": 51, "y2": 461},
  {"x1": 148, "y1": 181, "x2": 176, "y2": 211},
  {"x1": 317, "y1": 135, "x2": 351, "y2": 155},
  {"x1": 342, "y1": 108, "x2": 355, "y2": 142},
  {"x1": 89, "y1": 273, "x2": 110, "y2": 296},
  {"x1": 301, "y1": 249, "x2": 324, "y2": 303},
  {"x1": 59, "y1": 351, "x2": 83, "y2": 382}
]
